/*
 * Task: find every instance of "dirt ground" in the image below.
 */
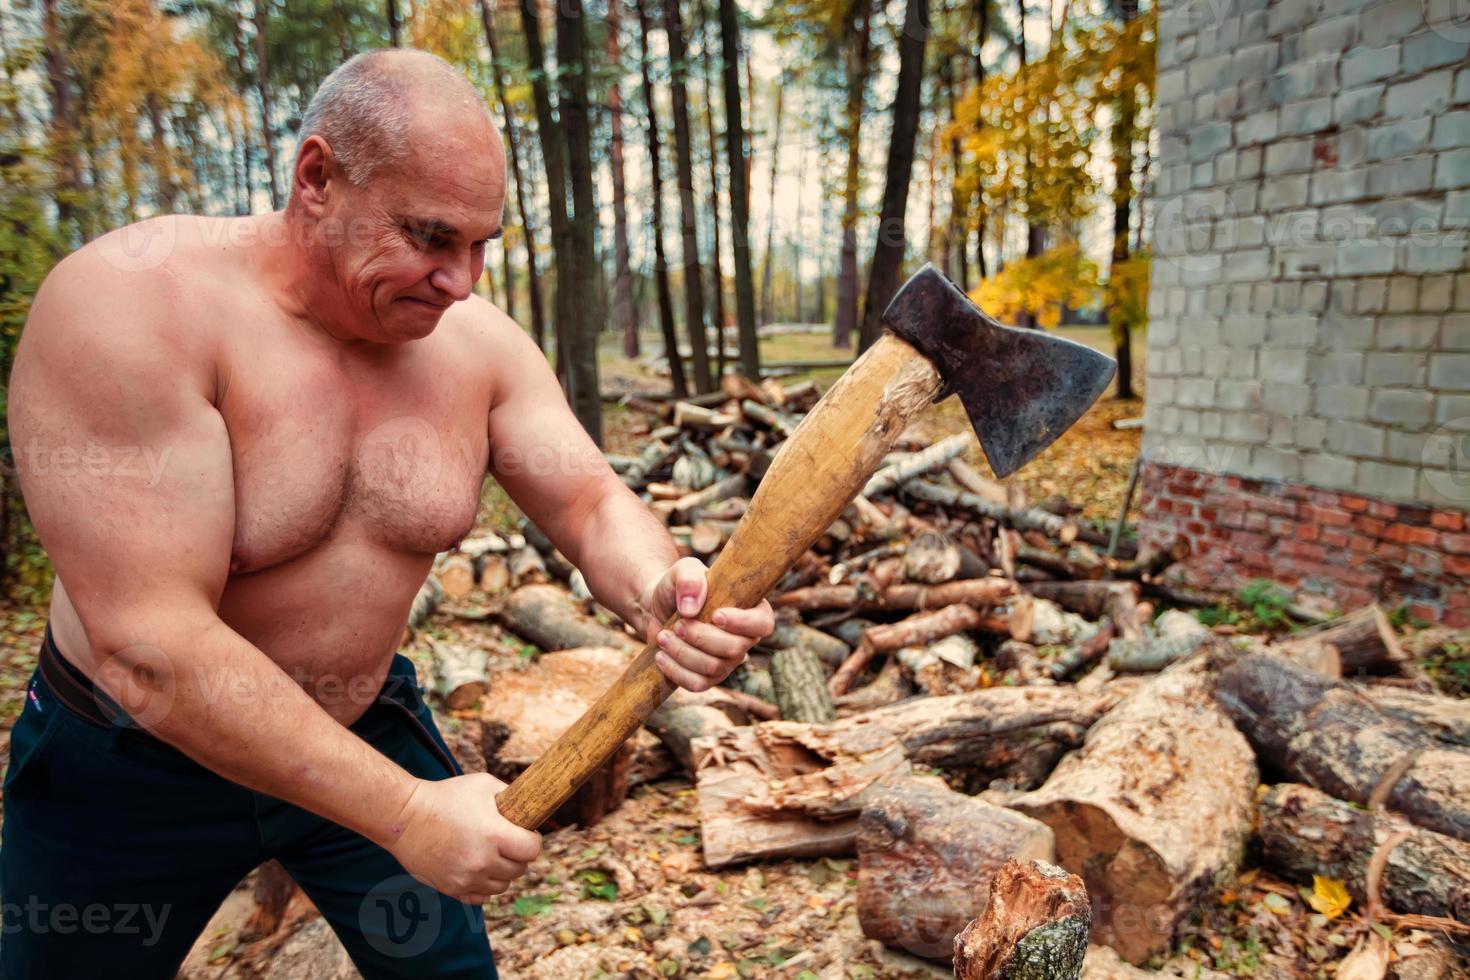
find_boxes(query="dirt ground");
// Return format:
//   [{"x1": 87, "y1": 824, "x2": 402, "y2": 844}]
[{"x1": 1, "y1": 326, "x2": 1464, "y2": 978}]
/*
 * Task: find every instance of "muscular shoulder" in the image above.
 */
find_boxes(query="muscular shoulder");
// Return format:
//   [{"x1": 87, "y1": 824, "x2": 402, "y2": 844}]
[
  {"x1": 435, "y1": 292, "x2": 548, "y2": 384},
  {"x1": 19, "y1": 216, "x2": 226, "y2": 395}
]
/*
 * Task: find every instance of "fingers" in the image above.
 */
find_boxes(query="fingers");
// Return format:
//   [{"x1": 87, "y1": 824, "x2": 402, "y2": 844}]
[
  {"x1": 497, "y1": 826, "x2": 543, "y2": 864},
  {"x1": 708, "y1": 600, "x2": 776, "y2": 639}
]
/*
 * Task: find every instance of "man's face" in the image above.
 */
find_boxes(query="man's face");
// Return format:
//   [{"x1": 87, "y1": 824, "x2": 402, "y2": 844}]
[{"x1": 321, "y1": 124, "x2": 505, "y2": 343}]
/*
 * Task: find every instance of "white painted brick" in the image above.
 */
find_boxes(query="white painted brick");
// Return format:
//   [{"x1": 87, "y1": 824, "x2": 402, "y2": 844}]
[
  {"x1": 1297, "y1": 418, "x2": 1330, "y2": 451},
  {"x1": 1385, "y1": 71, "x2": 1455, "y2": 119},
  {"x1": 1434, "y1": 148, "x2": 1470, "y2": 190},
  {"x1": 1281, "y1": 98, "x2": 1334, "y2": 135},
  {"x1": 1365, "y1": 351, "x2": 1429, "y2": 385},
  {"x1": 1225, "y1": 248, "x2": 1272, "y2": 281},
  {"x1": 1312, "y1": 352, "x2": 1366, "y2": 384},
  {"x1": 1280, "y1": 246, "x2": 1338, "y2": 279},
  {"x1": 1310, "y1": 169, "x2": 1370, "y2": 204},
  {"x1": 1222, "y1": 314, "x2": 1268, "y2": 345},
  {"x1": 1430, "y1": 353, "x2": 1470, "y2": 389},
  {"x1": 1432, "y1": 111, "x2": 1470, "y2": 150},
  {"x1": 1403, "y1": 31, "x2": 1470, "y2": 74},
  {"x1": 1262, "y1": 350, "x2": 1310, "y2": 383},
  {"x1": 1217, "y1": 380, "x2": 1263, "y2": 410},
  {"x1": 1401, "y1": 240, "x2": 1467, "y2": 273},
  {"x1": 1188, "y1": 53, "x2": 1232, "y2": 95},
  {"x1": 1443, "y1": 314, "x2": 1470, "y2": 349},
  {"x1": 1446, "y1": 191, "x2": 1470, "y2": 228},
  {"x1": 1337, "y1": 240, "x2": 1397, "y2": 275},
  {"x1": 1263, "y1": 383, "x2": 1313, "y2": 414},
  {"x1": 1334, "y1": 85, "x2": 1385, "y2": 126},
  {"x1": 1341, "y1": 44, "x2": 1400, "y2": 87},
  {"x1": 1367, "y1": 117, "x2": 1433, "y2": 160},
  {"x1": 1357, "y1": 460, "x2": 1417, "y2": 500},
  {"x1": 1303, "y1": 453, "x2": 1357, "y2": 486},
  {"x1": 1377, "y1": 315, "x2": 1443, "y2": 349},
  {"x1": 1235, "y1": 111, "x2": 1280, "y2": 145},
  {"x1": 1251, "y1": 446, "x2": 1302, "y2": 480},
  {"x1": 1457, "y1": 68, "x2": 1470, "y2": 105},
  {"x1": 1302, "y1": 15, "x2": 1359, "y2": 55},
  {"x1": 1383, "y1": 430, "x2": 1427, "y2": 465},
  {"x1": 1268, "y1": 0, "x2": 1317, "y2": 36},
  {"x1": 1265, "y1": 137, "x2": 1315, "y2": 174},
  {"x1": 1261, "y1": 175, "x2": 1311, "y2": 211},
  {"x1": 1362, "y1": 0, "x2": 1426, "y2": 40},
  {"x1": 1315, "y1": 385, "x2": 1371, "y2": 418},
  {"x1": 1233, "y1": 42, "x2": 1280, "y2": 80},
  {"x1": 1422, "y1": 276, "x2": 1456, "y2": 312},
  {"x1": 1368, "y1": 157, "x2": 1436, "y2": 195},
  {"x1": 1327, "y1": 419, "x2": 1387, "y2": 456},
  {"x1": 1370, "y1": 389, "x2": 1435, "y2": 427},
  {"x1": 1157, "y1": 68, "x2": 1188, "y2": 105},
  {"x1": 1224, "y1": 413, "x2": 1271, "y2": 444},
  {"x1": 1321, "y1": 314, "x2": 1377, "y2": 348},
  {"x1": 1436, "y1": 394, "x2": 1470, "y2": 425},
  {"x1": 1239, "y1": 146, "x2": 1263, "y2": 178}
]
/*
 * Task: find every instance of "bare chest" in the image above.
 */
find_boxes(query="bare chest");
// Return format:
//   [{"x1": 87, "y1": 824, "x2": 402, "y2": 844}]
[{"x1": 220, "y1": 345, "x2": 491, "y2": 575}]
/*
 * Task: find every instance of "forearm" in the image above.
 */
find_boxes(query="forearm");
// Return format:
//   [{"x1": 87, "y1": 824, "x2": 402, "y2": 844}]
[
  {"x1": 93, "y1": 611, "x2": 419, "y2": 849},
  {"x1": 572, "y1": 486, "x2": 680, "y2": 632}
]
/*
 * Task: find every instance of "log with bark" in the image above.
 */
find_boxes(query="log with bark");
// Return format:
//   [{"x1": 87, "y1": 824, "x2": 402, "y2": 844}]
[
  {"x1": 1256, "y1": 783, "x2": 1469, "y2": 924},
  {"x1": 1274, "y1": 604, "x2": 1409, "y2": 675},
  {"x1": 856, "y1": 778, "x2": 1055, "y2": 960},
  {"x1": 428, "y1": 638, "x2": 489, "y2": 710},
  {"x1": 829, "y1": 601, "x2": 1023, "y2": 697},
  {"x1": 435, "y1": 553, "x2": 478, "y2": 600},
  {"x1": 499, "y1": 584, "x2": 635, "y2": 653},
  {"x1": 772, "y1": 576, "x2": 1016, "y2": 613},
  {"x1": 1013, "y1": 656, "x2": 1258, "y2": 964},
  {"x1": 1104, "y1": 609, "x2": 1210, "y2": 673},
  {"x1": 861, "y1": 433, "x2": 972, "y2": 498},
  {"x1": 770, "y1": 647, "x2": 836, "y2": 723},
  {"x1": 691, "y1": 721, "x2": 913, "y2": 868},
  {"x1": 758, "y1": 620, "x2": 850, "y2": 668},
  {"x1": 953, "y1": 859, "x2": 1091, "y2": 980},
  {"x1": 1216, "y1": 653, "x2": 1470, "y2": 842},
  {"x1": 1364, "y1": 684, "x2": 1470, "y2": 747},
  {"x1": 901, "y1": 478, "x2": 1079, "y2": 544}
]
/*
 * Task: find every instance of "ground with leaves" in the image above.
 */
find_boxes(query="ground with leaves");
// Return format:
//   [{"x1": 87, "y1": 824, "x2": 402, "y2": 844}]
[{"x1": 1, "y1": 327, "x2": 1466, "y2": 977}]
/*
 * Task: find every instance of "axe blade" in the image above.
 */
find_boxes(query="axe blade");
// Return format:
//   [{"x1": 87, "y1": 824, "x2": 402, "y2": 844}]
[{"x1": 881, "y1": 264, "x2": 1118, "y2": 478}]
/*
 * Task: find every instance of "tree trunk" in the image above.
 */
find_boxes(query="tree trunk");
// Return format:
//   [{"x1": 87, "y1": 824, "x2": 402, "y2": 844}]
[
  {"x1": 1013, "y1": 656, "x2": 1258, "y2": 964},
  {"x1": 605, "y1": 0, "x2": 637, "y2": 358},
  {"x1": 229, "y1": 9, "x2": 256, "y2": 215},
  {"x1": 1216, "y1": 653, "x2": 1470, "y2": 842},
  {"x1": 698, "y1": 0, "x2": 729, "y2": 371},
  {"x1": 636, "y1": 0, "x2": 688, "y2": 398},
  {"x1": 42, "y1": 0, "x2": 81, "y2": 242},
  {"x1": 386, "y1": 0, "x2": 400, "y2": 44},
  {"x1": 833, "y1": 0, "x2": 872, "y2": 349},
  {"x1": 252, "y1": 0, "x2": 280, "y2": 210},
  {"x1": 1258, "y1": 783, "x2": 1470, "y2": 924},
  {"x1": 555, "y1": 0, "x2": 603, "y2": 444},
  {"x1": 971, "y1": 0, "x2": 990, "y2": 282},
  {"x1": 718, "y1": 0, "x2": 760, "y2": 381},
  {"x1": 665, "y1": 0, "x2": 711, "y2": 393},
  {"x1": 1108, "y1": 0, "x2": 1138, "y2": 399},
  {"x1": 759, "y1": 82, "x2": 783, "y2": 326},
  {"x1": 479, "y1": 0, "x2": 546, "y2": 348},
  {"x1": 857, "y1": 779, "x2": 1056, "y2": 960},
  {"x1": 953, "y1": 860, "x2": 1091, "y2": 980},
  {"x1": 770, "y1": 647, "x2": 835, "y2": 723},
  {"x1": 942, "y1": 56, "x2": 970, "y2": 291},
  {"x1": 856, "y1": 0, "x2": 928, "y2": 352}
]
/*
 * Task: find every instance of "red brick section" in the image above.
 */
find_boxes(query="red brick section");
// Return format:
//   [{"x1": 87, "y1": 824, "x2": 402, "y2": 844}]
[{"x1": 1138, "y1": 462, "x2": 1470, "y2": 627}]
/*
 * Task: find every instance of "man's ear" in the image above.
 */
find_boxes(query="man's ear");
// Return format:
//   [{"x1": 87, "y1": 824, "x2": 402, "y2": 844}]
[{"x1": 293, "y1": 135, "x2": 336, "y2": 216}]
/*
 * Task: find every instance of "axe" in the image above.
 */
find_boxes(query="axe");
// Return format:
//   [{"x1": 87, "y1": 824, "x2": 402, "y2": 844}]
[{"x1": 495, "y1": 264, "x2": 1116, "y2": 829}]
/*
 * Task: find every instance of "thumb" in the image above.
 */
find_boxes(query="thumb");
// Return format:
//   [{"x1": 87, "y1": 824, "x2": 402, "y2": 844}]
[{"x1": 672, "y1": 558, "x2": 708, "y2": 618}]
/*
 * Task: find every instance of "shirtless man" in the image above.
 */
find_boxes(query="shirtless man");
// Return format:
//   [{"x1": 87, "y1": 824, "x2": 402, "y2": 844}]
[{"x1": 1, "y1": 49, "x2": 773, "y2": 978}]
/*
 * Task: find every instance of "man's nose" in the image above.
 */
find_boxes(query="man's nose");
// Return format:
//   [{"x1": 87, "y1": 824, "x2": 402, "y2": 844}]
[{"x1": 429, "y1": 252, "x2": 477, "y2": 302}]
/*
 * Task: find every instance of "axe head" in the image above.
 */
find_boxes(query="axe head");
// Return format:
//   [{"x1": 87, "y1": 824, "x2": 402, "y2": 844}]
[{"x1": 882, "y1": 264, "x2": 1118, "y2": 479}]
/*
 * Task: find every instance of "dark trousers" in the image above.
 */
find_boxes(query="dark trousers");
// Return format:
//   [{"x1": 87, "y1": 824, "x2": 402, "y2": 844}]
[{"x1": 0, "y1": 627, "x2": 497, "y2": 978}]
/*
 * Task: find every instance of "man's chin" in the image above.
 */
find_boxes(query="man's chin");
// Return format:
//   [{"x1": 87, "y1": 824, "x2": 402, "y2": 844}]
[{"x1": 385, "y1": 299, "x2": 450, "y2": 338}]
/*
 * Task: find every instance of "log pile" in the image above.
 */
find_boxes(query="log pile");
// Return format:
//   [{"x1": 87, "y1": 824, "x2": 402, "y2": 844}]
[{"x1": 391, "y1": 375, "x2": 1463, "y2": 970}]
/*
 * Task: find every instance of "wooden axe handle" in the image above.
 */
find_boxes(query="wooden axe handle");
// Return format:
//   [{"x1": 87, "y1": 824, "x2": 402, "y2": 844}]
[{"x1": 495, "y1": 334, "x2": 942, "y2": 829}]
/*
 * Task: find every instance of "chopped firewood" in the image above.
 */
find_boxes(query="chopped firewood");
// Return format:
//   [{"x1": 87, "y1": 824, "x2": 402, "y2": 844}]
[
  {"x1": 773, "y1": 576, "x2": 1016, "y2": 613},
  {"x1": 688, "y1": 519, "x2": 737, "y2": 556},
  {"x1": 435, "y1": 555, "x2": 477, "y2": 600},
  {"x1": 428, "y1": 637, "x2": 489, "y2": 710},
  {"x1": 644, "y1": 688, "x2": 752, "y2": 771},
  {"x1": 1022, "y1": 597, "x2": 1097, "y2": 646},
  {"x1": 671, "y1": 451, "x2": 718, "y2": 489},
  {"x1": 945, "y1": 457, "x2": 1008, "y2": 505},
  {"x1": 902, "y1": 478, "x2": 1079, "y2": 544},
  {"x1": 1363, "y1": 684, "x2": 1470, "y2": 747},
  {"x1": 1257, "y1": 783, "x2": 1470, "y2": 924},
  {"x1": 619, "y1": 439, "x2": 676, "y2": 488},
  {"x1": 832, "y1": 656, "x2": 915, "y2": 713},
  {"x1": 1104, "y1": 609, "x2": 1210, "y2": 672},
  {"x1": 1216, "y1": 654, "x2": 1470, "y2": 842},
  {"x1": 770, "y1": 647, "x2": 836, "y2": 723},
  {"x1": 830, "y1": 603, "x2": 1006, "y2": 697},
  {"x1": 861, "y1": 433, "x2": 972, "y2": 498},
  {"x1": 477, "y1": 554, "x2": 511, "y2": 594},
  {"x1": 902, "y1": 531, "x2": 962, "y2": 584},
  {"x1": 1274, "y1": 604, "x2": 1409, "y2": 675},
  {"x1": 758, "y1": 620, "x2": 849, "y2": 669},
  {"x1": 856, "y1": 779, "x2": 1056, "y2": 960},
  {"x1": 500, "y1": 584, "x2": 635, "y2": 653},
  {"x1": 507, "y1": 545, "x2": 549, "y2": 586},
  {"x1": 672, "y1": 400, "x2": 736, "y2": 431},
  {"x1": 1014, "y1": 655, "x2": 1258, "y2": 964},
  {"x1": 406, "y1": 574, "x2": 443, "y2": 635},
  {"x1": 668, "y1": 473, "x2": 748, "y2": 524},
  {"x1": 1049, "y1": 619, "x2": 1117, "y2": 682},
  {"x1": 1024, "y1": 581, "x2": 1140, "y2": 622},
  {"x1": 953, "y1": 859, "x2": 1090, "y2": 980},
  {"x1": 739, "y1": 398, "x2": 798, "y2": 437},
  {"x1": 691, "y1": 722, "x2": 913, "y2": 868},
  {"x1": 994, "y1": 639, "x2": 1052, "y2": 685}
]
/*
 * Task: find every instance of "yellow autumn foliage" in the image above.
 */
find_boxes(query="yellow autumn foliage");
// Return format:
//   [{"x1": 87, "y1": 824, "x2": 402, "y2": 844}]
[{"x1": 974, "y1": 242, "x2": 1099, "y2": 329}]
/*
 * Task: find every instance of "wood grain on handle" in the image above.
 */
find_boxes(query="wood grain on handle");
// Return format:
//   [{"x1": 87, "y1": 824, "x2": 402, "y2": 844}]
[{"x1": 495, "y1": 334, "x2": 943, "y2": 829}]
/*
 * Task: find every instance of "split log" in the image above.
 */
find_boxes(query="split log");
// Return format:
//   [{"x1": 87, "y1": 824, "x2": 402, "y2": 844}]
[
  {"x1": 671, "y1": 452, "x2": 718, "y2": 489},
  {"x1": 773, "y1": 577, "x2": 1016, "y2": 613},
  {"x1": 1274, "y1": 604, "x2": 1408, "y2": 675},
  {"x1": 856, "y1": 778, "x2": 1056, "y2": 960},
  {"x1": 758, "y1": 621, "x2": 849, "y2": 669},
  {"x1": 668, "y1": 473, "x2": 748, "y2": 524},
  {"x1": 728, "y1": 662, "x2": 776, "y2": 706},
  {"x1": 945, "y1": 457, "x2": 1008, "y2": 505},
  {"x1": 902, "y1": 479, "x2": 1078, "y2": 544},
  {"x1": 739, "y1": 398, "x2": 798, "y2": 437},
  {"x1": 1024, "y1": 582, "x2": 1140, "y2": 626},
  {"x1": 500, "y1": 584, "x2": 635, "y2": 653},
  {"x1": 428, "y1": 638, "x2": 489, "y2": 710},
  {"x1": 901, "y1": 634, "x2": 984, "y2": 695},
  {"x1": 953, "y1": 859, "x2": 1090, "y2": 980},
  {"x1": 1256, "y1": 783, "x2": 1470, "y2": 923},
  {"x1": 830, "y1": 603, "x2": 1002, "y2": 697},
  {"x1": 861, "y1": 434, "x2": 972, "y2": 497},
  {"x1": 620, "y1": 439, "x2": 676, "y2": 487},
  {"x1": 672, "y1": 400, "x2": 735, "y2": 431},
  {"x1": 1050, "y1": 620, "x2": 1116, "y2": 682},
  {"x1": 994, "y1": 640, "x2": 1051, "y2": 685},
  {"x1": 1013, "y1": 656, "x2": 1258, "y2": 964},
  {"x1": 770, "y1": 647, "x2": 836, "y2": 723},
  {"x1": 903, "y1": 531, "x2": 962, "y2": 584},
  {"x1": 481, "y1": 646, "x2": 650, "y2": 828},
  {"x1": 689, "y1": 519, "x2": 738, "y2": 556},
  {"x1": 435, "y1": 554, "x2": 477, "y2": 599},
  {"x1": 1216, "y1": 654, "x2": 1470, "y2": 842},
  {"x1": 691, "y1": 722, "x2": 913, "y2": 868},
  {"x1": 838, "y1": 685, "x2": 1124, "y2": 788},
  {"x1": 645, "y1": 688, "x2": 752, "y2": 771},
  {"x1": 1363, "y1": 684, "x2": 1470, "y2": 747},
  {"x1": 1023, "y1": 597, "x2": 1097, "y2": 647},
  {"x1": 1105, "y1": 610, "x2": 1210, "y2": 673},
  {"x1": 833, "y1": 656, "x2": 915, "y2": 713}
]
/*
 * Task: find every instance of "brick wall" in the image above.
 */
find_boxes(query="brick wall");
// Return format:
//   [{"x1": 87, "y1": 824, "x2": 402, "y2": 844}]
[{"x1": 1141, "y1": 0, "x2": 1470, "y2": 618}]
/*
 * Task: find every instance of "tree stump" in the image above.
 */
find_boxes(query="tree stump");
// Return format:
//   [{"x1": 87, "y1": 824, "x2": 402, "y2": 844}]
[
  {"x1": 953, "y1": 859, "x2": 1090, "y2": 980},
  {"x1": 771, "y1": 647, "x2": 836, "y2": 723},
  {"x1": 1013, "y1": 656, "x2": 1257, "y2": 964},
  {"x1": 856, "y1": 778, "x2": 1055, "y2": 960}
]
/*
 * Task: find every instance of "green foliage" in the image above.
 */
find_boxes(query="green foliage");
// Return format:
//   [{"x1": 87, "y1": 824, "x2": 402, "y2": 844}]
[
  {"x1": 1198, "y1": 579, "x2": 1295, "y2": 634},
  {"x1": 510, "y1": 892, "x2": 555, "y2": 916},
  {"x1": 576, "y1": 868, "x2": 618, "y2": 902}
]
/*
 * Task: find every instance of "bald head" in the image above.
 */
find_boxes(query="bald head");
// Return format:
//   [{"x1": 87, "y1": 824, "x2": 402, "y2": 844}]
[{"x1": 298, "y1": 48, "x2": 495, "y2": 187}]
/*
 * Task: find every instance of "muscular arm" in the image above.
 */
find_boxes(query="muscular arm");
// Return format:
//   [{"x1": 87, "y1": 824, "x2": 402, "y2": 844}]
[
  {"x1": 483, "y1": 306, "x2": 677, "y2": 631},
  {"x1": 8, "y1": 251, "x2": 417, "y2": 849}
]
